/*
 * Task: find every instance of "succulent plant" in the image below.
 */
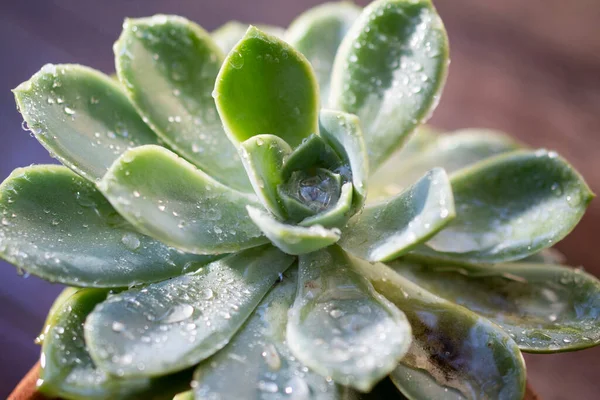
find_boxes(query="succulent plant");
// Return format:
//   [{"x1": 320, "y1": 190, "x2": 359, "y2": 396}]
[{"x1": 3, "y1": 0, "x2": 600, "y2": 399}]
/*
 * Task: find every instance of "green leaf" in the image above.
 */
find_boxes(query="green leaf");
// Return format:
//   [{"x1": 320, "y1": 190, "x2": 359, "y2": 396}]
[
  {"x1": 85, "y1": 246, "x2": 295, "y2": 378},
  {"x1": 247, "y1": 206, "x2": 341, "y2": 255},
  {"x1": 39, "y1": 288, "x2": 190, "y2": 400},
  {"x1": 281, "y1": 134, "x2": 343, "y2": 181},
  {"x1": 239, "y1": 134, "x2": 292, "y2": 219},
  {"x1": 214, "y1": 26, "x2": 319, "y2": 147},
  {"x1": 115, "y1": 16, "x2": 251, "y2": 192},
  {"x1": 0, "y1": 165, "x2": 213, "y2": 287},
  {"x1": 13, "y1": 64, "x2": 158, "y2": 181},
  {"x1": 329, "y1": 0, "x2": 449, "y2": 170},
  {"x1": 391, "y1": 260, "x2": 600, "y2": 353},
  {"x1": 410, "y1": 150, "x2": 594, "y2": 264},
  {"x1": 212, "y1": 21, "x2": 285, "y2": 54},
  {"x1": 369, "y1": 129, "x2": 521, "y2": 201},
  {"x1": 193, "y1": 267, "x2": 357, "y2": 399},
  {"x1": 351, "y1": 259, "x2": 526, "y2": 400},
  {"x1": 299, "y1": 182, "x2": 354, "y2": 228},
  {"x1": 286, "y1": 2, "x2": 362, "y2": 103},
  {"x1": 36, "y1": 287, "x2": 79, "y2": 345},
  {"x1": 319, "y1": 109, "x2": 368, "y2": 210},
  {"x1": 98, "y1": 145, "x2": 268, "y2": 255},
  {"x1": 339, "y1": 168, "x2": 455, "y2": 262},
  {"x1": 287, "y1": 247, "x2": 411, "y2": 392}
]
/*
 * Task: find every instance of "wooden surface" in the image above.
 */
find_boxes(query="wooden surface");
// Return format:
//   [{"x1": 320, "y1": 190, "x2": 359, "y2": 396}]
[{"x1": 0, "y1": 1, "x2": 599, "y2": 399}]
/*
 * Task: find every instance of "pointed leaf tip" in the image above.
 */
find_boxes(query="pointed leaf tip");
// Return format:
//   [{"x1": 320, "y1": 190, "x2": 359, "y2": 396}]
[
  {"x1": 410, "y1": 150, "x2": 594, "y2": 264},
  {"x1": 13, "y1": 64, "x2": 159, "y2": 181},
  {"x1": 247, "y1": 206, "x2": 341, "y2": 255},
  {"x1": 85, "y1": 246, "x2": 295, "y2": 377},
  {"x1": 115, "y1": 15, "x2": 251, "y2": 191},
  {"x1": 99, "y1": 145, "x2": 268, "y2": 255},
  {"x1": 287, "y1": 247, "x2": 412, "y2": 391},
  {"x1": 214, "y1": 26, "x2": 320, "y2": 148},
  {"x1": 329, "y1": 0, "x2": 449, "y2": 170}
]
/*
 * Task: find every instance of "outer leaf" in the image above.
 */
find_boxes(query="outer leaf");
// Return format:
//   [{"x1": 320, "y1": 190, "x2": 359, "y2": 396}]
[
  {"x1": 98, "y1": 145, "x2": 267, "y2": 255},
  {"x1": 39, "y1": 288, "x2": 190, "y2": 400},
  {"x1": 369, "y1": 129, "x2": 521, "y2": 201},
  {"x1": 329, "y1": 0, "x2": 449, "y2": 170},
  {"x1": 351, "y1": 259, "x2": 526, "y2": 400},
  {"x1": 339, "y1": 168, "x2": 455, "y2": 262},
  {"x1": 212, "y1": 21, "x2": 285, "y2": 54},
  {"x1": 214, "y1": 26, "x2": 319, "y2": 147},
  {"x1": 85, "y1": 246, "x2": 295, "y2": 378},
  {"x1": 286, "y1": 2, "x2": 362, "y2": 102},
  {"x1": 239, "y1": 134, "x2": 292, "y2": 219},
  {"x1": 13, "y1": 64, "x2": 158, "y2": 181},
  {"x1": 247, "y1": 206, "x2": 340, "y2": 255},
  {"x1": 36, "y1": 287, "x2": 79, "y2": 345},
  {"x1": 287, "y1": 247, "x2": 412, "y2": 392},
  {"x1": 0, "y1": 165, "x2": 212, "y2": 287},
  {"x1": 193, "y1": 267, "x2": 357, "y2": 399},
  {"x1": 115, "y1": 16, "x2": 250, "y2": 191},
  {"x1": 319, "y1": 109, "x2": 368, "y2": 210},
  {"x1": 410, "y1": 150, "x2": 594, "y2": 264},
  {"x1": 392, "y1": 261, "x2": 600, "y2": 353}
]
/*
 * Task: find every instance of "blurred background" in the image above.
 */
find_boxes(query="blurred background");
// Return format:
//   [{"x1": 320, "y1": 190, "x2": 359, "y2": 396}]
[{"x1": 1, "y1": 0, "x2": 599, "y2": 398}]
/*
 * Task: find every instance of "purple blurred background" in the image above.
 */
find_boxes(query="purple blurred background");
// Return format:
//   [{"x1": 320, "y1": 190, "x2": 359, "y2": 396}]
[{"x1": 1, "y1": 1, "x2": 599, "y2": 398}]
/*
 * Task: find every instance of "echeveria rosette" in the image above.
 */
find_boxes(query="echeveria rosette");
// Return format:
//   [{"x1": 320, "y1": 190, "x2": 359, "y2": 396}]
[{"x1": 1, "y1": 1, "x2": 599, "y2": 400}]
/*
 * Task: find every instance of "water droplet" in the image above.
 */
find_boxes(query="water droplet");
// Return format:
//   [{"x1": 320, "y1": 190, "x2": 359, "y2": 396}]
[
  {"x1": 121, "y1": 232, "x2": 141, "y2": 250},
  {"x1": 111, "y1": 321, "x2": 125, "y2": 332},
  {"x1": 329, "y1": 309, "x2": 344, "y2": 319},
  {"x1": 64, "y1": 107, "x2": 75, "y2": 115},
  {"x1": 201, "y1": 288, "x2": 214, "y2": 300},
  {"x1": 159, "y1": 303, "x2": 194, "y2": 323},
  {"x1": 229, "y1": 51, "x2": 245, "y2": 69}
]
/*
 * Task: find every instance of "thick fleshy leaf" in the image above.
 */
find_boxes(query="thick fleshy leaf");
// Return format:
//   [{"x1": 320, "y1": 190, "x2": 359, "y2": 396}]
[
  {"x1": 319, "y1": 109, "x2": 368, "y2": 210},
  {"x1": 351, "y1": 259, "x2": 526, "y2": 400},
  {"x1": 212, "y1": 21, "x2": 285, "y2": 54},
  {"x1": 193, "y1": 267, "x2": 358, "y2": 399},
  {"x1": 339, "y1": 168, "x2": 454, "y2": 262},
  {"x1": 239, "y1": 134, "x2": 292, "y2": 219},
  {"x1": 287, "y1": 247, "x2": 412, "y2": 392},
  {"x1": 391, "y1": 261, "x2": 600, "y2": 353},
  {"x1": 39, "y1": 288, "x2": 190, "y2": 400},
  {"x1": 369, "y1": 129, "x2": 521, "y2": 201},
  {"x1": 13, "y1": 64, "x2": 158, "y2": 181},
  {"x1": 410, "y1": 150, "x2": 594, "y2": 264},
  {"x1": 247, "y1": 206, "x2": 340, "y2": 255},
  {"x1": 85, "y1": 246, "x2": 295, "y2": 378},
  {"x1": 329, "y1": 0, "x2": 449, "y2": 170},
  {"x1": 0, "y1": 165, "x2": 213, "y2": 287},
  {"x1": 98, "y1": 145, "x2": 267, "y2": 255},
  {"x1": 115, "y1": 16, "x2": 250, "y2": 192},
  {"x1": 299, "y1": 182, "x2": 354, "y2": 228},
  {"x1": 36, "y1": 287, "x2": 79, "y2": 345},
  {"x1": 286, "y1": 2, "x2": 362, "y2": 102},
  {"x1": 214, "y1": 26, "x2": 319, "y2": 147}
]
